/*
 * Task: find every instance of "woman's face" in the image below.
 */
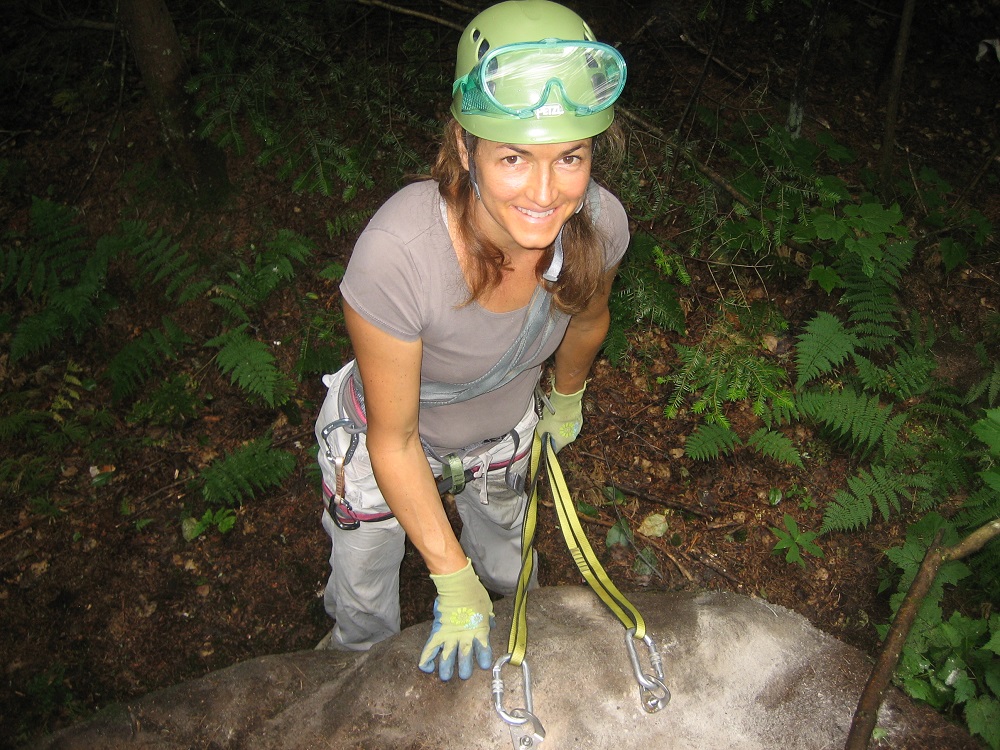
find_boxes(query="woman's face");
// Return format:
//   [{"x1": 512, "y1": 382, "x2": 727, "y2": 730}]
[{"x1": 460, "y1": 134, "x2": 593, "y2": 256}]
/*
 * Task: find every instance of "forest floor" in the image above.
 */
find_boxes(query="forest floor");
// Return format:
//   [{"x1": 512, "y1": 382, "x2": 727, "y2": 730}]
[{"x1": 1, "y1": 1, "x2": 998, "y2": 748}]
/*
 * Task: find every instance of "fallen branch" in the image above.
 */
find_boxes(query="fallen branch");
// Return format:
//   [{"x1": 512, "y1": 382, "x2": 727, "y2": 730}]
[{"x1": 845, "y1": 518, "x2": 1000, "y2": 750}]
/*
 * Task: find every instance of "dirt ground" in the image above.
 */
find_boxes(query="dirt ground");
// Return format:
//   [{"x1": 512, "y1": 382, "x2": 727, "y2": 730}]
[{"x1": 1, "y1": 1, "x2": 998, "y2": 747}]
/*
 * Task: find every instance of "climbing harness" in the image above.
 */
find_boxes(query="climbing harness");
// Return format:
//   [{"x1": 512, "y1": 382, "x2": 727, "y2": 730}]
[{"x1": 491, "y1": 432, "x2": 671, "y2": 749}]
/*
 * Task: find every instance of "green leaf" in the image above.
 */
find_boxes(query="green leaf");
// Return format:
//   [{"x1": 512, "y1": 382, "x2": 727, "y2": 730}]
[
  {"x1": 632, "y1": 546, "x2": 659, "y2": 576},
  {"x1": 601, "y1": 485, "x2": 627, "y2": 505},
  {"x1": 965, "y1": 695, "x2": 1000, "y2": 749},
  {"x1": 606, "y1": 519, "x2": 633, "y2": 547},
  {"x1": 808, "y1": 265, "x2": 842, "y2": 293}
]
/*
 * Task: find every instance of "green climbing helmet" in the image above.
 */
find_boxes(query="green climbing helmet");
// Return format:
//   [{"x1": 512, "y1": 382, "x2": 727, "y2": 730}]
[{"x1": 451, "y1": 0, "x2": 626, "y2": 144}]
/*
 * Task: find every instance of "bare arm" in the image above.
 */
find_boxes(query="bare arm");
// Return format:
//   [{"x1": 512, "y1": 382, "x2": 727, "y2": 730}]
[
  {"x1": 343, "y1": 302, "x2": 467, "y2": 576},
  {"x1": 551, "y1": 263, "x2": 620, "y2": 393}
]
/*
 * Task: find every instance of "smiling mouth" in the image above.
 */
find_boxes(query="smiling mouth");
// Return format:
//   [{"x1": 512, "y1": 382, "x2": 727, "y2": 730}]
[{"x1": 516, "y1": 206, "x2": 556, "y2": 219}]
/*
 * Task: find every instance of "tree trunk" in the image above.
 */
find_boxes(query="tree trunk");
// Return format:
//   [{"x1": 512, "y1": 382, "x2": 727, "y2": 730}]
[
  {"x1": 118, "y1": 0, "x2": 230, "y2": 201},
  {"x1": 876, "y1": 0, "x2": 918, "y2": 194},
  {"x1": 785, "y1": 0, "x2": 831, "y2": 140}
]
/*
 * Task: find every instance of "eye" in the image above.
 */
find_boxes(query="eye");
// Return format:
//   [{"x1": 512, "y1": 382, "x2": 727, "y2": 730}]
[{"x1": 502, "y1": 154, "x2": 522, "y2": 165}]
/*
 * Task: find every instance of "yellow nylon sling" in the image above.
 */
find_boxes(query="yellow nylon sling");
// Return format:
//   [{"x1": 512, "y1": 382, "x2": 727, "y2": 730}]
[
  {"x1": 506, "y1": 433, "x2": 646, "y2": 668},
  {"x1": 492, "y1": 434, "x2": 670, "y2": 747}
]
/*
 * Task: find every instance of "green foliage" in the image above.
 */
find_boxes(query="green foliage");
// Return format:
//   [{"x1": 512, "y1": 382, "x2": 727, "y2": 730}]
[
  {"x1": 2, "y1": 198, "x2": 120, "y2": 362},
  {"x1": 127, "y1": 375, "x2": 203, "y2": 427},
  {"x1": 607, "y1": 232, "x2": 687, "y2": 364},
  {"x1": 120, "y1": 221, "x2": 205, "y2": 302},
  {"x1": 797, "y1": 389, "x2": 903, "y2": 457},
  {"x1": 821, "y1": 466, "x2": 926, "y2": 533},
  {"x1": 182, "y1": 508, "x2": 237, "y2": 541},
  {"x1": 770, "y1": 514, "x2": 823, "y2": 568},
  {"x1": 660, "y1": 301, "x2": 792, "y2": 428},
  {"x1": 794, "y1": 312, "x2": 859, "y2": 389},
  {"x1": 685, "y1": 423, "x2": 742, "y2": 460},
  {"x1": 199, "y1": 436, "x2": 296, "y2": 507},
  {"x1": 896, "y1": 166, "x2": 994, "y2": 273},
  {"x1": 189, "y1": 13, "x2": 436, "y2": 201},
  {"x1": 207, "y1": 327, "x2": 296, "y2": 408},
  {"x1": 606, "y1": 518, "x2": 634, "y2": 548},
  {"x1": 296, "y1": 291, "x2": 348, "y2": 379},
  {"x1": 106, "y1": 318, "x2": 192, "y2": 401},
  {"x1": 747, "y1": 427, "x2": 803, "y2": 468},
  {"x1": 211, "y1": 230, "x2": 314, "y2": 324},
  {"x1": 879, "y1": 513, "x2": 1000, "y2": 750}
]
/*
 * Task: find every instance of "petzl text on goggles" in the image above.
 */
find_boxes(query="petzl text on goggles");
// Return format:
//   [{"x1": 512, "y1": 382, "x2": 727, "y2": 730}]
[{"x1": 454, "y1": 40, "x2": 626, "y2": 119}]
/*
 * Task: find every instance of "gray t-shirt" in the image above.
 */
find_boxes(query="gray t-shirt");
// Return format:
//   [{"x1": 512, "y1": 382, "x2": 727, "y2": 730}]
[{"x1": 340, "y1": 179, "x2": 629, "y2": 450}]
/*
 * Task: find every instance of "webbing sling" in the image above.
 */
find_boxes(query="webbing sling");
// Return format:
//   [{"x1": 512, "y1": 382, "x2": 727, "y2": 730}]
[{"x1": 492, "y1": 433, "x2": 670, "y2": 747}]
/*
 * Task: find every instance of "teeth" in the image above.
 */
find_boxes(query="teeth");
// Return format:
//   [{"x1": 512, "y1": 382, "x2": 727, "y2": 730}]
[{"x1": 517, "y1": 207, "x2": 555, "y2": 219}]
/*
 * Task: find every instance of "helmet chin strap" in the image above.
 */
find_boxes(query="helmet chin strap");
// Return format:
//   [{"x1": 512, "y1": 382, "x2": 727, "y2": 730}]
[
  {"x1": 464, "y1": 131, "x2": 481, "y2": 200},
  {"x1": 542, "y1": 198, "x2": 583, "y2": 283},
  {"x1": 542, "y1": 228, "x2": 564, "y2": 282}
]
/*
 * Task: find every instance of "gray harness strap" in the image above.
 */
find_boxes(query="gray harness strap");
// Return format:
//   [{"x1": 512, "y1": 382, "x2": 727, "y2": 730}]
[{"x1": 417, "y1": 285, "x2": 555, "y2": 407}]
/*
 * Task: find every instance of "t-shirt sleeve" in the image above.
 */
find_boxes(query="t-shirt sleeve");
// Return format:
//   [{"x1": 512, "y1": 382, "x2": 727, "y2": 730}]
[
  {"x1": 597, "y1": 186, "x2": 630, "y2": 269},
  {"x1": 340, "y1": 227, "x2": 425, "y2": 342}
]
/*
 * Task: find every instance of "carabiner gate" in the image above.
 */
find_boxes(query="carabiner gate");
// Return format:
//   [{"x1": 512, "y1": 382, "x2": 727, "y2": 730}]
[
  {"x1": 624, "y1": 628, "x2": 671, "y2": 713},
  {"x1": 492, "y1": 654, "x2": 545, "y2": 748}
]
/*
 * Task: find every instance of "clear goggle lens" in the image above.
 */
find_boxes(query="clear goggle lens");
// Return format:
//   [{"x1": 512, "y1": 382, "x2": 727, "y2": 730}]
[{"x1": 455, "y1": 40, "x2": 626, "y2": 118}]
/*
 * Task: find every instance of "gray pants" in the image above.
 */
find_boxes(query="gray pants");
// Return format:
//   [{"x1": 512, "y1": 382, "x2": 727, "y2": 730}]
[{"x1": 315, "y1": 362, "x2": 538, "y2": 651}]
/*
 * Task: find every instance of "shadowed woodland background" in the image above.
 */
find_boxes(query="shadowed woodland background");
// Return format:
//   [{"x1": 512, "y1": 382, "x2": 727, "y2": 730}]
[{"x1": 1, "y1": 0, "x2": 999, "y2": 747}]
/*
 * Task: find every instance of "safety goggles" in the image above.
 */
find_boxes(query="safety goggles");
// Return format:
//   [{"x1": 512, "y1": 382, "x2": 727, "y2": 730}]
[{"x1": 454, "y1": 40, "x2": 626, "y2": 119}]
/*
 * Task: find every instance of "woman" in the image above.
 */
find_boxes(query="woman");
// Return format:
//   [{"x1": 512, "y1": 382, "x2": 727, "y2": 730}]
[{"x1": 314, "y1": 0, "x2": 629, "y2": 683}]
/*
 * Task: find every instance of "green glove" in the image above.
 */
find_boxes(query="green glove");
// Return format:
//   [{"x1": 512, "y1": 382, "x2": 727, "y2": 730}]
[
  {"x1": 536, "y1": 383, "x2": 585, "y2": 453},
  {"x1": 418, "y1": 558, "x2": 494, "y2": 681}
]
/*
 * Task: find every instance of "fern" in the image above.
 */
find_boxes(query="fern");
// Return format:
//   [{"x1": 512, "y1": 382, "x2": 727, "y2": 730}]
[
  {"x1": 211, "y1": 230, "x2": 314, "y2": 323},
  {"x1": 606, "y1": 232, "x2": 687, "y2": 365},
  {"x1": 966, "y1": 362, "x2": 1000, "y2": 407},
  {"x1": 207, "y1": 327, "x2": 295, "y2": 408},
  {"x1": 685, "y1": 423, "x2": 742, "y2": 461},
  {"x1": 326, "y1": 209, "x2": 374, "y2": 239},
  {"x1": 795, "y1": 311, "x2": 859, "y2": 389},
  {"x1": 821, "y1": 465, "x2": 921, "y2": 532},
  {"x1": 3, "y1": 198, "x2": 122, "y2": 362},
  {"x1": 662, "y1": 311, "x2": 791, "y2": 428},
  {"x1": 836, "y1": 237, "x2": 914, "y2": 352},
  {"x1": 120, "y1": 221, "x2": 203, "y2": 301},
  {"x1": 797, "y1": 388, "x2": 902, "y2": 457},
  {"x1": 200, "y1": 436, "x2": 296, "y2": 507},
  {"x1": 747, "y1": 427, "x2": 803, "y2": 468},
  {"x1": 105, "y1": 317, "x2": 192, "y2": 401}
]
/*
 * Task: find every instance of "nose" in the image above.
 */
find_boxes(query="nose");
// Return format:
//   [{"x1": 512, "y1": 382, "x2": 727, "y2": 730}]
[{"x1": 527, "y1": 164, "x2": 557, "y2": 207}]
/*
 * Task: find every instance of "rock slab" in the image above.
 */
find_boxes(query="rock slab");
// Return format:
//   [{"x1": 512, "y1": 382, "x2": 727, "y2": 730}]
[{"x1": 33, "y1": 587, "x2": 977, "y2": 749}]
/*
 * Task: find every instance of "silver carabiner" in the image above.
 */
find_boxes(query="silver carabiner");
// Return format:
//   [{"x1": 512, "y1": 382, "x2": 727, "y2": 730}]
[
  {"x1": 624, "y1": 628, "x2": 671, "y2": 713},
  {"x1": 492, "y1": 654, "x2": 545, "y2": 748}
]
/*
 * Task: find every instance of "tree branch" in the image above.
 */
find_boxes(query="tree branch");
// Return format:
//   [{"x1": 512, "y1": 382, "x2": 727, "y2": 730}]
[{"x1": 354, "y1": 0, "x2": 466, "y2": 31}]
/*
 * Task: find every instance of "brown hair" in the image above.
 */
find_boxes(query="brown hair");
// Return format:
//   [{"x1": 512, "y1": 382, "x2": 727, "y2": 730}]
[{"x1": 429, "y1": 118, "x2": 623, "y2": 315}]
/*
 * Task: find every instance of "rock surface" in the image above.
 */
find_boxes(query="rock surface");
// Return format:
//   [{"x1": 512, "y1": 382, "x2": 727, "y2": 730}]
[{"x1": 33, "y1": 587, "x2": 976, "y2": 749}]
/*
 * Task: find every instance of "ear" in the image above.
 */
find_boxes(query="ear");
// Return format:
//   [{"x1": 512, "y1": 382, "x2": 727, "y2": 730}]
[{"x1": 455, "y1": 124, "x2": 471, "y2": 171}]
